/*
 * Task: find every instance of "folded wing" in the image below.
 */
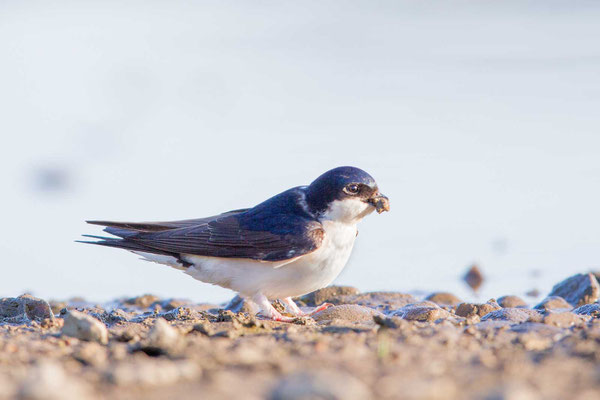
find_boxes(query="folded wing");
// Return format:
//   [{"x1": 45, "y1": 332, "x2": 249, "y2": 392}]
[{"x1": 82, "y1": 210, "x2": 324, "y2": 262}]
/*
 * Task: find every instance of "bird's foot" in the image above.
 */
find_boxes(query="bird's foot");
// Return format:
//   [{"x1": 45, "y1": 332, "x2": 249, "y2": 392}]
[
  {"x1": 281, "y1": 297, "x2": 333, "y2": 317},
  {"x1": 307, "y1": 302, "x2": 333, "y2": 315},
  {"x1": 253, "y1": 293, "x2": 297, "y2": 322},
  {"x1": 256, "y1": 310, "x2": 296, "y2": 322}
]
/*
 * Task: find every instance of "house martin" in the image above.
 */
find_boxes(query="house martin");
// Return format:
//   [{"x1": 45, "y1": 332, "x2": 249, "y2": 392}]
[{"x1": 81, "y1": 166, "x2": 389, "y2": 321}]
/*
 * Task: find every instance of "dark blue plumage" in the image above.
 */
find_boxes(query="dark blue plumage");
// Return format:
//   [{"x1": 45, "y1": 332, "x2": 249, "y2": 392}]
[{"x1": 82, "y1": 166, "x2": 387, "y2": 263}]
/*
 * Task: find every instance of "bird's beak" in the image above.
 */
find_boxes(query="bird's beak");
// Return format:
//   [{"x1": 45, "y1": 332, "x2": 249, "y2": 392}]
[{"x1": 367, "y1": 193, "x2": 390, "y2": 214}]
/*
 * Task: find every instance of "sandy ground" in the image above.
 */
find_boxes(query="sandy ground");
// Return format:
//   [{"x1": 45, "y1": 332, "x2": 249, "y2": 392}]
[{"x1": 1, "y1": 273, "x2": 600, "y2": 400}]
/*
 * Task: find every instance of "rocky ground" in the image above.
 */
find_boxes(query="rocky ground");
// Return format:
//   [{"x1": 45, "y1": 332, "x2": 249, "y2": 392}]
[{"x1": 2, "y1": 273, "x2": 600, "y2": 400}]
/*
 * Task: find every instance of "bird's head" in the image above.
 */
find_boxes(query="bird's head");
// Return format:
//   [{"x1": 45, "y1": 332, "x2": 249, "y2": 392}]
[{"x1": 305, "y1": 166, "x2": 390, "y2": 223}]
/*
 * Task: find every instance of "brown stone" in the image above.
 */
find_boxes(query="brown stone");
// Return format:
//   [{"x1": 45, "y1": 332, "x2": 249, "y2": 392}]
[
  {"x1": 425, "y1": 292, "x2": 462, "y2": 306},
  {"x1": 548, "y1": 273, "x2": 600, "y2": 307},
  {"x1": 456, "y1": 300, "x2": 501, "y2": 318}
]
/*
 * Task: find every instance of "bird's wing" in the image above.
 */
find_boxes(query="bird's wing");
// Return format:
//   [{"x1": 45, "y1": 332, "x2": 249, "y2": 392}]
[
  {"x1": 84, "y1": 212, "x2": 324, "y2": 263},
  {"x1": 87, "y1": 208, "x2": 250, "y2": 233}
]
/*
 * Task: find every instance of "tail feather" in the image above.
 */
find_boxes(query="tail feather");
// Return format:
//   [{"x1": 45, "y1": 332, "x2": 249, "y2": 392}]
[{"x1": 77, "y1": 235, "x2": 165, "y2": 254}]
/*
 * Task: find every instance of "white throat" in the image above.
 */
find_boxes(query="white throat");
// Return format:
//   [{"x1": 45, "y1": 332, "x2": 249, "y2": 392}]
[{"x1": 319, "y1": 198, "x2": 374, "y2": 224}]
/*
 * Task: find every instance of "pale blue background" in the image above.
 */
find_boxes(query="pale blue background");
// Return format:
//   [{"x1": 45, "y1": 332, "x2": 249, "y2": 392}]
[{"x1": 1, "y1": 1, "x2": 599, "y2": 304}]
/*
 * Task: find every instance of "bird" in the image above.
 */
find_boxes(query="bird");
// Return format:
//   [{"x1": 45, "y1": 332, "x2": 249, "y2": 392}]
[{"x1": 80, "y1": 166, "x2": 390, "y2": 321}]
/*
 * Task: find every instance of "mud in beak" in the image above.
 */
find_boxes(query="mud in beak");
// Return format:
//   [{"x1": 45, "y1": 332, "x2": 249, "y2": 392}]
[{"x1": 367, "y1": 194, "x2": 390, "y2": 214}]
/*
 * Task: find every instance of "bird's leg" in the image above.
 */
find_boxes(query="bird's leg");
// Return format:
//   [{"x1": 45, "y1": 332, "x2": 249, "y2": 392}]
[
  {"x1": 282, "y1": 297, "x2": 333, "y2": 316},
  {"x1": 281, "y1": 297, "x2": 305, "y2": 316},
  {"x1": 253, "y1": 293, "x2": 295, "y2": 322}
]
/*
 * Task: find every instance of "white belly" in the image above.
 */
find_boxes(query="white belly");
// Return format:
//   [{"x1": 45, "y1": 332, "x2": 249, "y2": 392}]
[{"x1": 181, "y1": 220, "x2": 358, "y2": 299}]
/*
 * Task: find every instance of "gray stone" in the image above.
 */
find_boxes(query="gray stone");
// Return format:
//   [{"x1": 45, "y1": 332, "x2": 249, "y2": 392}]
[
  {"x1": 481, "y1": 308, "x2": 543, "y2": 324},
  {"x1": 298, "y1": 286, "x2": 360, "y2": 306},
  {"x1": 497, "y1": 295, "x2": 528, "y2": 308},
  {"x1": 62, "y1": 310, "x2": 108, "y2": 345},
  {"x1": 548, "y1": 273, "x2": 600, "y2": 307},
  {"x1": 534, "y1": 296, "x2": 572, "y2": 312},
  {"x1": 269, "y1": 371, "x2": 371, "y2": 400},
  {"x1": 224, "y1": 295, "x2": 258, "y2": 314},
  {"x1": 573, "y1": 303, "x2": 600, "y2": 317},
  {"x1": 0, "y1": 294, "x2": 54, "y2": 323},
  {"x1": 312, "y1": 304, "x2": 383, "y2": 323},
  {"x1": 391, "y1": 302, "x2": 451, "y2": 322},
  {"x1": 425, "y1": 292, "x2": 462, "y2": 306},
  {"x1": 160, "y1": 306, "x2": 197, "y2": 321},
  {"x1": 456, "y1": 300, "x2": 501, "y2": 318}
]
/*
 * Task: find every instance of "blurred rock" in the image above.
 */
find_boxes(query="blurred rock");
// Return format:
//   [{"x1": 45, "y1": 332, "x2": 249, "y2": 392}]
[
  {"x1": 543, "y1": 311, "x2": 586, "y2": 328},
  {"x1": 106, "y1": 359, "x2": 200, "y2": 387},
  {"x1": 298, "y1": 286, "x2": 360, "y2": 306},
  {"x1": 17, "y1": 361, "x2": 93, "y2": 400},
  {"x1": 125, "y1": 294, "x2": 160, "y2": 309},
  {"x1": 425, "y1": 292, "x2": 462, "y2": 306},
  {"x1": 269, "y1": 371, "x2": 371, "y2": 400},
  {"x1": 62, "y1": 310, "x2": 108, "y2": 345},
  {"x1": 72, "y1": 342, "x2": 108, "y2": 367},
  {"x1": 0, "y1": 294, "x2": 54, "y2": 323},
  {"x1": 548, "y1": 273, "x2": 600, "y2": 307},
  {"x1": 481, "y1": 308, "x2": 543, "y2": 324},
  {"x1": 139, "y1": 318, "x2": 182, "y2": 356},
  {"x1": 312, "y1": 305, "x2": 383, "y2": 323},
  {"x1": 463, "y1": 264, "x2": 484, "y2": 291},
  {"x1": 456, "y1": 300, "x2": 501, "y2": 318},
  {"x1": 525, "y1": 289, "x2": 541, "y2": 298},
  {"x1": 534, "y1": 296, "x2": 572, "y2": 312},
  {"x1": 497, "y1": 295, "x2": 527, "y2": 308},
  {"x1": 336, "y1": 292, "x2": 417, "y2": 313},
  {"x1": 392, "y1": 302, "x2": 452, "y2": 322}
]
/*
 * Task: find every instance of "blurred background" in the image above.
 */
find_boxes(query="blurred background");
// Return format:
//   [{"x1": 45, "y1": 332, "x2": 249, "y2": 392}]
[{"x1": 1, "y1": 0, "x2": 599, "y2": 304}]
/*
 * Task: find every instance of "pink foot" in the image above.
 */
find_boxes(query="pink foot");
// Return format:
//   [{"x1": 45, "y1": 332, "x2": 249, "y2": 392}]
[
  {"x1": 308, "y1": 303, "x2": 333, "y2": 315},
  {"x1": 254, "y1": 294, "x2": 296, "y2": 322}
]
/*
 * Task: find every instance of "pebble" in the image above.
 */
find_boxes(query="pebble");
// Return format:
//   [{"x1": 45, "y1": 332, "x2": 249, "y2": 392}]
[
  {"x1": 534, "y1": 296, "x2": 572, "y2": 312},
  {"x1": 497, "y1": 295, "x2": 528, "y2": 308},
  {"x1": 298, "y1": 286, "x2": 360, "y2": 306},
  {"x1": 0, "y1": 294, "x2": 54, "y2": 323},
  {"x1": 425, "y1": 292, "x2": 462, "y2": 306},
  {"x1": 160, "y1": 306, "x2": 197, "y2": 321},
  {"x1": 312, "y1": 304, "x2": 383, "y2": 323},
  {"x1": 456, "y1": 300, "x2": 501, "y2": 318},
  {"x1": 481, "y1": 308, "x2": 543, "y2": 324},
  {"x1": 269, "y1": 371, "x2": 371, "y2": 400},
  {"x1": 547, "y1": 273, "x2": 600, "y2": 307},
  {"x1": 391, "y1": 302, "x2": 451, "y2": 322},
  {"x1": 62, "y1": 310, "x2": 108, "y2": 345},
  {"x1": 139, "y1": 318, "x2": 182, "y2": 356}
]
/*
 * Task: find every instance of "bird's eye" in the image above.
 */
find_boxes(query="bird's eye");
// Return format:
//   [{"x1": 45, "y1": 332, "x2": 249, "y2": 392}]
[{"x1": 344, "y1": 184, "x2": 360, "y2": 195}]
